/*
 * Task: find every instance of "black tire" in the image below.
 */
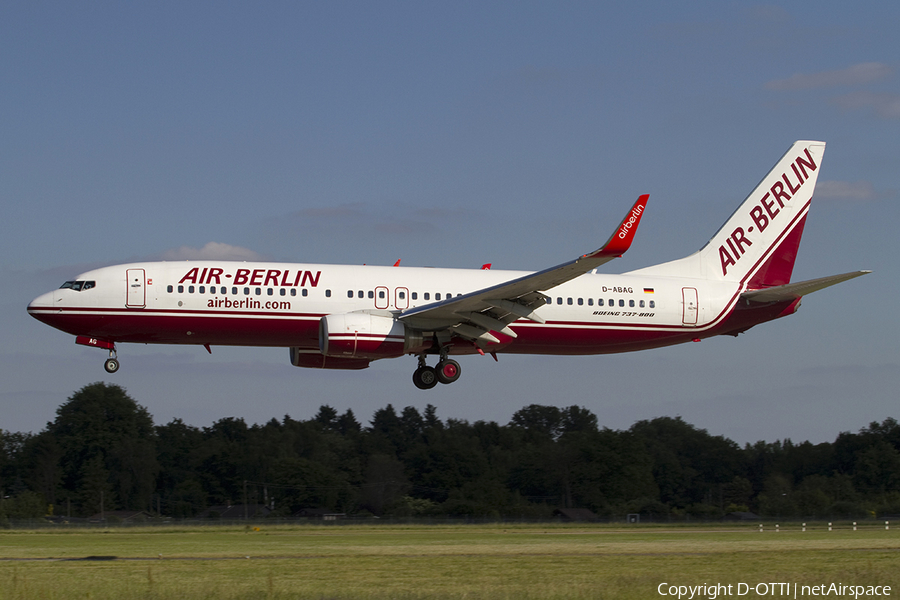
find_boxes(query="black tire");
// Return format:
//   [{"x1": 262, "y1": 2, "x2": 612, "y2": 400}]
[
  {"x1": 435, "y1": 359, "x2": 461, "y2": 384},
  {"x1": 104, "y1": 358, "x2": 119, "y2": 374},
  {"x1": 412, "y1": 366, "x2": 438, "y2": 389}
]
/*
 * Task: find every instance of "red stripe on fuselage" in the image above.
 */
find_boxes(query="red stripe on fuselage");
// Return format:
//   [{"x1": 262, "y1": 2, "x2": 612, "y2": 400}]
[{"x1": 28, "y1": 307, "x2": 324, "y2": 347}]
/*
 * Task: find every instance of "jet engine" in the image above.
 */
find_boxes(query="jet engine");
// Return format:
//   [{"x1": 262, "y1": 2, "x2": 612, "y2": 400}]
[{"x1": 319, "y1": 312, "x2": 430, "y2": 359}]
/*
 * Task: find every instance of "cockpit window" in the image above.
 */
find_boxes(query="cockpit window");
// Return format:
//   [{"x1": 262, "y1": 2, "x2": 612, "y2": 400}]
[{"x1": 59, "y1": 280, "x2": 96, "y2": 292}]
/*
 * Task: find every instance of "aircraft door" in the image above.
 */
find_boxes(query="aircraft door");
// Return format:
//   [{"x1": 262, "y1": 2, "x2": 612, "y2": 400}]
[
  {"x1": 682, "y1": 287, "x2": 698, "y2": 325},
  {"x1": 126, "y1": 269, "x2": 146, "y2": 308}
]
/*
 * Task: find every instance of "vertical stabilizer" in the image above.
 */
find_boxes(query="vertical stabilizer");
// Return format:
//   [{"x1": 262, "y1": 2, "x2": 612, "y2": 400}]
[
  {"x1": 627, "y1": 141, "x2": 826, "y2": 285},
  {"x1": 697, "y1": 141, "x2": 825, "y2": 287}
]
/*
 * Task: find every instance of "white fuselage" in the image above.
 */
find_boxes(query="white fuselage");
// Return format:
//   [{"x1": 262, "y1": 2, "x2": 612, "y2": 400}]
[{"x1": 28, "y1": 260, "x2": 758, "y2": 358}]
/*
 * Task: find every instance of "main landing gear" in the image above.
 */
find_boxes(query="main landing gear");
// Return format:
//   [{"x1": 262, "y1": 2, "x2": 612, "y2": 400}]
[{"x1": 412, "y1": 354, "x2": 461, "y2": 390}]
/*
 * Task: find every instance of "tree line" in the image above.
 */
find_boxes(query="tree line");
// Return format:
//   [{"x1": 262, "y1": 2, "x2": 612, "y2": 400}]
[{"x1": 1, "y1": 383, "x2": 898, "y2": 522}]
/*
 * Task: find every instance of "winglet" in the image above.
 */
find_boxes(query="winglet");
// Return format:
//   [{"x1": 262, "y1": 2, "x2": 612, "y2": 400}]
[{"x1": 587, "y1": 194, "x2": 649, "y2": 258}]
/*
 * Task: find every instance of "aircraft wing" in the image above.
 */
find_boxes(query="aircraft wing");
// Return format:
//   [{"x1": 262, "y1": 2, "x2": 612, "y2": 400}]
[
  {"x1": 740, "y1": 270, "x2": 871, "y2": 303},
  {"x1": 399, "y1": 195, "x2": 649, "y2": 344}
]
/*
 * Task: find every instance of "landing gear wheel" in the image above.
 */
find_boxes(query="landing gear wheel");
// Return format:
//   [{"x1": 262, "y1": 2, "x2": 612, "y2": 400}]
[
  {"x1": 436, "y1": 359, "x2": 461, "y2": 384},
  {"x1": 104, "y1": 358, "x2": 120, "y2": 374},
  {"x1": 412, "y1": 366, "x2": 438, "y2": 390}
]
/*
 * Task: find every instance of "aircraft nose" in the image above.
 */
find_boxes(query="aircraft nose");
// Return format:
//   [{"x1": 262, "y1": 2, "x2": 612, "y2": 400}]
[{"x1": 27, "y1": 290, "x2": 56, "y2": 314}]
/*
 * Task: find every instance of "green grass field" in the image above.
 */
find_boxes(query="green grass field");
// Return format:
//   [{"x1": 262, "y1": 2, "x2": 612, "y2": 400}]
[{"x1": 0, "y1": 522, "x2": 897, "y2": 599}]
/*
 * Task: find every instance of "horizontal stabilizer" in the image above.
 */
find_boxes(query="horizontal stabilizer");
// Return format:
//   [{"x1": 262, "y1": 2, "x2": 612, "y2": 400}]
[{"x1": 740, "y1": 271, "x2": 871, "y2": 303}]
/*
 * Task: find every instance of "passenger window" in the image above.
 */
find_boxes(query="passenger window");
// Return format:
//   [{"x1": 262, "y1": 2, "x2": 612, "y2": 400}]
[
  {"x1": 167, "y1": 285, "x2": 173, "y2": 293},
  {"x1": 609, "y1": 299, "x2": 614, "y2": 306},
  {"x1": 577, "y1": 298, "x2": 583, "y2": 306},
  {"x1": 618, "y1": 299, "x2": 624, "y2": 307},
  {"x1": 347, "y1": 290, "x2": 354, "y2": 298},
  {"x1": 649, "y1": 300, "x2": 655, "y2": 308},
  {"x1": 629, "y1": 300, "x2": 635, "y2": 308},
  {"x1": 412, "y1": 292, "x2": 418, "y2": 300},
  {"x1": 178, "y1": 285, "x2": 184, "y2": 293},
  {"x1": 267, "y1": 288, "x2": 273, "y2": 296},
  {"x1": 290, "y1": 289, "x2": 296, "y2": 296},
  {"x1": 280, "y1": 288, "x2": 286, "y2": 296},
  {"x1": 424, "y1": 293, "x2": 430, "y2": 300},
  {"x1": 567, "y1": 298, "x2": 573, "y2": 305},
  {"x1": 325, "y1": 289, "x2": 332, "y2": 297},
  {"x1": 358, "y1": 291, "x2": 364, "y2": 298},
  {"x1": 244, "y1": 287, "x2": 250, "y2": 295},
  {"x1": 199, "y1": 286, "x2": 205, "y2": 294},
  {"x1": 399, "y1": 291, "x2": 406, "y2": 299},
  {"x1": 302, "y1": 289, "x2": 308, "y2": 297},
  {"x1": 379, "y1": 290, "x2": 385, "y2": 299},
  {"x1": 188, "y1": 286, "x2": 195, "y2": 293},
  {"x1": 368, "y1": 290, "x2": 374, "y2": 299},
  {"x1": 588, "y1": 298, "x2": 593, "y2": 306},
  {"x1": 255, "y1": 287, "x2": 261, "y2": 295},
  {"x1": 598, "y1": 299, "x2": 604, "y2": 306},
  {"x1": 639, "y1": 300, "x2": 645, "y2": 308},
  {"x1": 556, "y1": 297, "x2": 562, "y2": 305},
  {"x1": 436, "y1": 293, "x2": 441, "y2": 300},
  {"x1": 232, "y1": 287, "x2": 238, "y2": 295}
]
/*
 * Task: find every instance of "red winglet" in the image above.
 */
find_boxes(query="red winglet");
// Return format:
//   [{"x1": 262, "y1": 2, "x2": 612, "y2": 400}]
[{"x1": 591, "y1": 194, "x2": 649, "y2": 258}]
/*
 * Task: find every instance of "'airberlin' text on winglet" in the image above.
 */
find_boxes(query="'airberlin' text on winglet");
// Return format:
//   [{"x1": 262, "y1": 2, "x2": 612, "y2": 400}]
[{"x1": 618, "y1": 204, "x2": 645, "y2": 240}]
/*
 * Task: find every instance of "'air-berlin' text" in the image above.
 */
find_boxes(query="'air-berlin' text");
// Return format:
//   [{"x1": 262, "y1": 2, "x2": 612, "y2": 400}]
[
  {"x1": 179, "y1": 267, "x2": 321, "y2": 287},
  {"x1": 718, "y1": 149, "x2": 817, "y2": 276}
]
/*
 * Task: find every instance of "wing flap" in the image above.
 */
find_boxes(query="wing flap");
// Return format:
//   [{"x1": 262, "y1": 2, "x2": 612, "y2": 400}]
[{"x1": 740, "y1": 271, "x2": 871, "y2": 303}]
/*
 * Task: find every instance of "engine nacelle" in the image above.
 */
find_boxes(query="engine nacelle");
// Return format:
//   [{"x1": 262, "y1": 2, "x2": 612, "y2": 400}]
[
  {"x1": 319, "y1": 312, "x2": 430, "y2": 360},
  {"x1": 290, "y1": 347, "x2": 370, "y2": 370}
]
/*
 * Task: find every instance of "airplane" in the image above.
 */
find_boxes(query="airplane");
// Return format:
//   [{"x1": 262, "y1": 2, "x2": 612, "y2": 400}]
[{"x1": 28, "y1": 141, "x2": 869, "y2": 389}]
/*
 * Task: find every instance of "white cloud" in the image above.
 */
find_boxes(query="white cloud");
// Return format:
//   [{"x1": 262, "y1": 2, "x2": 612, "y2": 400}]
[
  {"x1": 159, "y1": 242, "x2": 266, "y2": 261},
  {"x1": 765, "y1": 62, "x2": 893, "y2": 91},
  {"x1": 831, "y1": 90, "x2": 900, "y2": 119},
  {"x1": 815, "y1": 180, "x2": 891, "y2": 202}
]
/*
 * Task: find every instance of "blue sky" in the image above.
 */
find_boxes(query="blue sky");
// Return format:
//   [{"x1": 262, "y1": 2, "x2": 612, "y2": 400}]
[{"x1": 2, "y1": 1, "x2": 897, "y2": 444}]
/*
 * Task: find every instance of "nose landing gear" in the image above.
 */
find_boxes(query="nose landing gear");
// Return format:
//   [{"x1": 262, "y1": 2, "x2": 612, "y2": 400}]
[
  {"x1": 104, "y1": 347, "x2": 120, "y2": 373},
  {"x1": 75, "y1": 336, "x2": 119, "y2": 374}
]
